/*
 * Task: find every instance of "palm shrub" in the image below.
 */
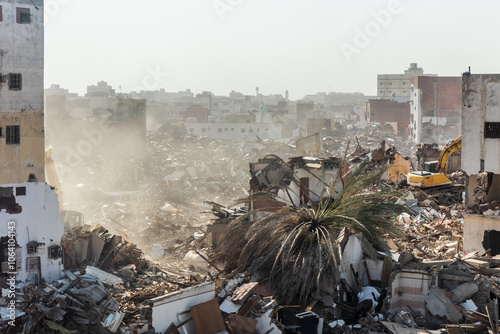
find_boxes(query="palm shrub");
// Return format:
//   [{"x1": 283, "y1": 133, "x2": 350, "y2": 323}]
[{"x1": 215, "y1": 160, "x2": 407, "y2": 304}]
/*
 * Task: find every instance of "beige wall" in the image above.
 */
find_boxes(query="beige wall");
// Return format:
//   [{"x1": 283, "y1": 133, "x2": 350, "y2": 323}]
[
  {"x1": 386, "y1": 153, "x2": 411, "y2": 183},
  {"x1": 463, "y1": 214, "x2": 500, "y2": 254},
  {"x1": 0, "y1": 111, "x2": 45, "y2": 183}
]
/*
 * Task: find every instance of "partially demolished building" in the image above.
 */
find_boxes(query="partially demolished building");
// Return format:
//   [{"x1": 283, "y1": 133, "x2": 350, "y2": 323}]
[
  {"x1": 462, "y1": 74, "x2": 500, "y2": 254},
  {"x1": 0, "y1": 0, "x2": 66, "y2": 293}
]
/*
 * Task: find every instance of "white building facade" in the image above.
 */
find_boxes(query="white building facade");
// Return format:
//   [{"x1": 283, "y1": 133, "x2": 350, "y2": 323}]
[
  {"x1": 377, "y1": 63, "x2": 434, "y2": 101},
  {"x1": 0, "y1": 183, "x2": 64, "y2": 285}
]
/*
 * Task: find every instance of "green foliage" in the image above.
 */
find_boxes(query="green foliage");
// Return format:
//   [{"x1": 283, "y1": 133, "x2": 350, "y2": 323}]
[{"x1": 216, "y1": 161, "x2": 407, "y2": 304}]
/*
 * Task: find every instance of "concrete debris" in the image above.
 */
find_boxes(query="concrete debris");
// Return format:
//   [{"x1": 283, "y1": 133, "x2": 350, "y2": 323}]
[{"x1": 10, "y1": 122, "x2": 500, "y2": 333}]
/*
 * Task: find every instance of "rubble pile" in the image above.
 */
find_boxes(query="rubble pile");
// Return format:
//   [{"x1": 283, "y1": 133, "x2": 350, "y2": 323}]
[
  {"x1": 52, "y1": 123, "x2": 295, "y2": 267},
  {"x1": 323, "y1": 123, "x2": 415, "y2": 161},
  {"x1": 37, "y1": 123, "x2": 495, "y2": 333},
  {"x1": 388, "y1": 191, "x2": 464, "y2": 261}
]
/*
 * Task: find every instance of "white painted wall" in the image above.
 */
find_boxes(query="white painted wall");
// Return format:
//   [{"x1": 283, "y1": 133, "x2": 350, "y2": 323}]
[
  {"x1": 462, "y1": 75, "x2": 500, "y2": 174},
  {"x1": 339, "y1": 234, "x2": 384, "y2": 291},
  {"x1": 286, "y1": 168, "x2": 342, "y2": 206},
  {"x1": 463, "y1": 214, "x2": 500, "y2": 254},
  {"x1": 340, "y1": 234, "x2": 362, "y2": 290},
  {"x1": 0, "y1": 182, "x2": 64, "y2": 284},
  {"x1": 150, "y1": 282, "x2": 215, "y2": 334},
  {"x1": 0, "y1": 0, "x2": 44, "y2": 112},
  {"x1": 410, "y1": 88, "x2": 422, "y2": 143}
]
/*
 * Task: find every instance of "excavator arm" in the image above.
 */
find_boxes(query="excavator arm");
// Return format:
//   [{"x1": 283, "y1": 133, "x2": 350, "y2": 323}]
[
  {"x1": 407, "y1": 135, "x2": 461, "y2": 188},
  {"x1": 436, "y1": 135, "x2": 462, "y2": 174}
]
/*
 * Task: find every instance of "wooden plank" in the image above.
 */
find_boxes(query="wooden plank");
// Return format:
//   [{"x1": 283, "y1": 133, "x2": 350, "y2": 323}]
[
  {"x1": 236, "y1": 296, "x2": 260, "y2": 317},
  {"x1": 190, "y1": 299, "x2": 226, "y2": 334},
  {"x1": 305, "y1": 299, "x2": 317, "y2": 312},
  {"x1": 232, "y1": 282, "x2": 258, "y2": 304},
  {"x1": 486, "y1": 306, "x2": 495, "y2": 333},
  {"x1": 381, "y1": 255, "x2": 392, "y2": 289}
]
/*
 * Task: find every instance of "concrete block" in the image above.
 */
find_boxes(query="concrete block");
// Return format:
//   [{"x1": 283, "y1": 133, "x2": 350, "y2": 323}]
[{"x1": 425, "y1": 287, "x2": 462, "y2": 322}]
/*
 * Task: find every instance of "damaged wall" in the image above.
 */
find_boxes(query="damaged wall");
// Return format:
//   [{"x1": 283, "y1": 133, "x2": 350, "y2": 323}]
[
  {"x1": 296, "y1": 133, "x2": 321, "y2": 157},
  {"x1": 463, "y1": 214, "x2": 500, "y2": 254},
  {"x1": 0, "y1": 111, "x2": 45, "y2": 183},
  {"x1": 386, "y1": 153, "x2": 410, "y2": 183},
  {"x1": 389, "y1": 270, "x2": 431, "y2": 316},
  {"x1": 338, "y1": 233, "x2": 385, "y2": 293},
  {"x1": 149, "y1": 282, "x2": 215, "y2": 334},
  {"x1": 288, "y1": 166, "x2": 341, "y2": 206},
  {"x1": 0, "y1": 0, "x2": 45, "y2": 184},
  {"x1": 0, "y1": 182, "x2": 64, "y2": 284},
  {"x1": 462, "y1": 74, "x2": 500, "y2": 175}
]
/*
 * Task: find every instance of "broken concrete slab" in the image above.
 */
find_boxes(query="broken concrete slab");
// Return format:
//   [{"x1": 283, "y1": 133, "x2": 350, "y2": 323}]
[
  {"x1": 450, "y1": 280, "x2": 480, "y2": 303},
  {"x1": 148, "y1": 282, "x2": 215, "y2": 334},
  {"x1": 425, "y1": 287, "x2": 462, "y2": 322}
]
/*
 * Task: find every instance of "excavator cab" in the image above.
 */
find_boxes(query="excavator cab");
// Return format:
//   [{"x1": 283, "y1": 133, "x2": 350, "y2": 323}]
[{"x1": 423, "y1": 161, "x2": 438, "y2": 173}]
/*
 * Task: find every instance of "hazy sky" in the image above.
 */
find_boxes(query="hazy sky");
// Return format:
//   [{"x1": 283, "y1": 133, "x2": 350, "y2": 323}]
[{"x1": 44, "y1": 0, "x2": 500, "y2": 99}]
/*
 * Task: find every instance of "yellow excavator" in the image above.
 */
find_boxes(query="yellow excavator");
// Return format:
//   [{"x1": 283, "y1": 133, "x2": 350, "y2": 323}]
[{"x1": 407, "y1": 135, "x2": 462, "y2": 188}]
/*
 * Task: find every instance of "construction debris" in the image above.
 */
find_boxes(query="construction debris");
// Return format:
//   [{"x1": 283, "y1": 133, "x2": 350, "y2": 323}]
[{"x1": 8, "y1": 123, "x2": 499, "y2": 333}]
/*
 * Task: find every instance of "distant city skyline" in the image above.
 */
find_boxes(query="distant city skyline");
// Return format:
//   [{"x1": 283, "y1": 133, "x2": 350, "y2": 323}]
[{"x1": 45, "y1": 0, "x2": 500, "y2": 100}]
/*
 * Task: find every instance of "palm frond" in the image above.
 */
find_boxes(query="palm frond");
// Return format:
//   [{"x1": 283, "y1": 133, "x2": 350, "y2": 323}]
[{"x1": 215, "y1": 159, "x2": 408, "y2": 304}]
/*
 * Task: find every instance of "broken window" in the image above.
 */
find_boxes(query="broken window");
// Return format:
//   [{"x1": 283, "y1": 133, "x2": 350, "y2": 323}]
[
  {"x1": 6, "y1": 126, "x2": 20, "y2": 144},
  {"x1": 15, "y1": 187, "x2": 26, "y2": 196},
  {"x1": 0, "y1": 6, "x2": 2, "y2": 22},
  {"x1": 27, "y1": 241, "x2": 44, "y2": 255},
  {"x1": 48, "y1": 245, "x2": 62, "y2": 259},
  {"x1": 484, "y1": 122, "x2": 500, "y2": 138},
  {"x1": 26, "y1": 256, "x2": 40, "y2": 271},
  {"x1": 0, "y1": 237, "x2": 21, "y2": 276},
  {"x1": 0, "y1": 187, "x2": 21, "y2": 214},
  {"x1": 483, "y1": 230, "x2": 500, "y2": 256},
  {"x1": 0, "y1": 74, "x2": 5, "y2": 83},
  {"x1": 16, "y1": 7, "x2": 30, "y2": 24},
  {"x1": 8, "y1": 73, "x2": 21, "y2": 90}
]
